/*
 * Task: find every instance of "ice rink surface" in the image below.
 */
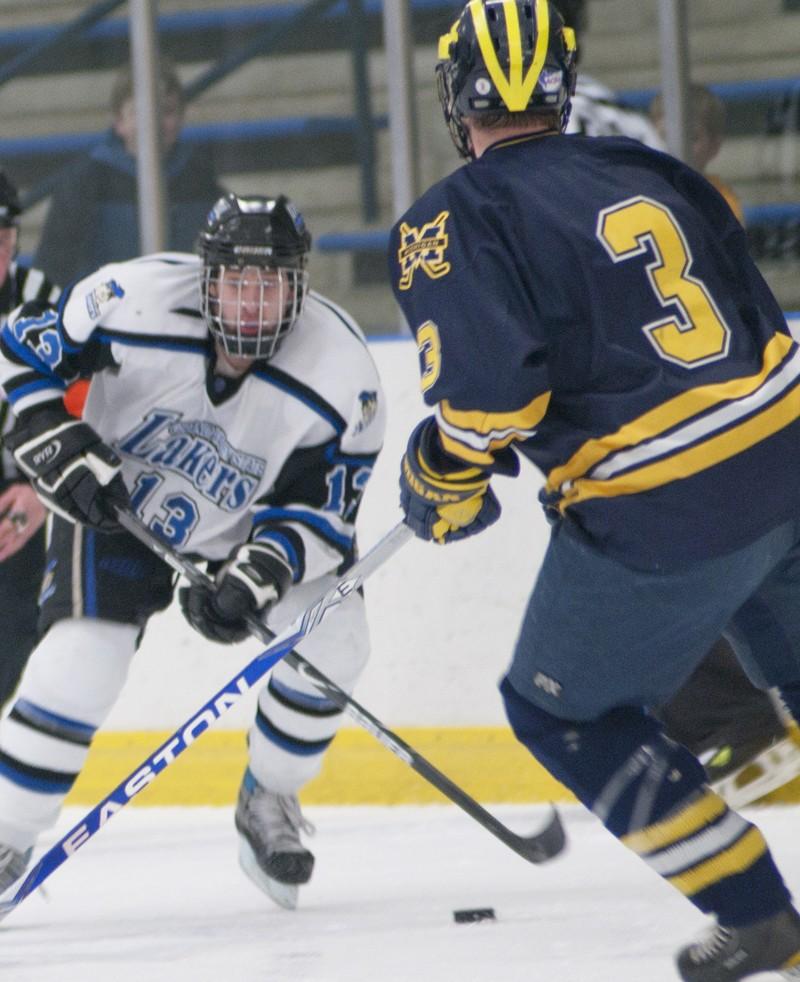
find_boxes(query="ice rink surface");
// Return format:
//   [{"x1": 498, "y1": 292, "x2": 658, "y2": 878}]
[{"x1": 1, "y1": 802, "x2": 799, "y2": 982}]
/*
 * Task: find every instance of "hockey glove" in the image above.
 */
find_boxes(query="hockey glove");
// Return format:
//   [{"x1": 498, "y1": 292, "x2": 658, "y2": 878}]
[
  {"x1": 179, "y1": 542, "x2": 293, "y2": 645},
  {"x1": 6, "y1": 407, "x2": 129, "y2": 533},
  {"x1": 400, "y1": 416, "x2": 517, "y2": 544}
]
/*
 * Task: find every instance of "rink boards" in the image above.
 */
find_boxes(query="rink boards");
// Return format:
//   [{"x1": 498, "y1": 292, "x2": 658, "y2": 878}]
[
  {"x1": 70, "y1": 321, "x2": 800, "y2": 811},
  {"x1": 65, "y1": 725, "x2": 800, "y2": 807}
]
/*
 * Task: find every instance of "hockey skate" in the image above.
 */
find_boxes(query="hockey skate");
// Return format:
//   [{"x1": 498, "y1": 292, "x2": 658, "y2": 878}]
[
  {"x1": 0, "y1": 844, "x2": 30, "y2": 894},
  {"x1": 676, "y1": 907, "x2": 800, "y2": 981},
  {"x1": 706, "y1": 732, "x2": 800, "y2": 810},
  {"x1": 234, "y1": 768, "x2": 315, "y2": 910}
]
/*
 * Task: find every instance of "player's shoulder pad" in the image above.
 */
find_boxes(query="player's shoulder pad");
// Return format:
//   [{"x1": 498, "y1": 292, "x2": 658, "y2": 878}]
[
  {"x1": 279, "y1": 290, "x2": 379, "y2": 393},
  {"x1": 389, "y1": 165, "x2": 486, "y2": 299},
  {"x1": 61, "y1": 252, "x2": 203, "y2": 345},
  {"x1": 272, "y1": 290, "x2": 386, "y2": 447}
]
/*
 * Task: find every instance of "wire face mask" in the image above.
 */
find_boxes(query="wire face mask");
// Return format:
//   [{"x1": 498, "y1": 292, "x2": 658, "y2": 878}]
[
  {"x1": 201, "y1": 264, "x2": 309, "y2": 359},
  {"x1": 197, "y1": 192, "x2": 313, "y2": 361}
]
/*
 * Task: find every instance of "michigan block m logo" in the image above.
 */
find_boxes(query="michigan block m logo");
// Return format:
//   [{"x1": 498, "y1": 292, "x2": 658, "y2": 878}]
[{"x1": 397, "y1": 211, "x2": 452, "y2": 291}]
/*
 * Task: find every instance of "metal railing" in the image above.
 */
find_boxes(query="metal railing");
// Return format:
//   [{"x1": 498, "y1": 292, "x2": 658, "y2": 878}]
[{"x1": 7, "y1": 0, "x2": 379, "y2": 223}]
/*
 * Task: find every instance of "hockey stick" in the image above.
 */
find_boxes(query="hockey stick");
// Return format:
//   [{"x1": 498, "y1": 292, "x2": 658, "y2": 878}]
[
  {"x1": 116, "y1": 509, "x2": 566, "y2": 867},
  {"x1": 0, "y1": 518, "x2": 411, "y2": 919}
]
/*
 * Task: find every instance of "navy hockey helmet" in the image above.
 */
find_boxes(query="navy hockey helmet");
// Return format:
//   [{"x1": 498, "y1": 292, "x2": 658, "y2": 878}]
[
  {"x1": 197, "y1": 192, "x2": 312, "y2": 360},
  {"x1": 436, "y1": 0, "x2": 578, "y2": 158},
  {"x1": 0, "y1": 170, "x2": 21, "y2": 229}
]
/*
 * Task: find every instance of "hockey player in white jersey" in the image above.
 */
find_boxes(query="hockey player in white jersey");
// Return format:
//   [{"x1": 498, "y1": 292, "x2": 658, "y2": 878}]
[{"x1": 0, "y1": 192, "x2": 386, "y2": 910}]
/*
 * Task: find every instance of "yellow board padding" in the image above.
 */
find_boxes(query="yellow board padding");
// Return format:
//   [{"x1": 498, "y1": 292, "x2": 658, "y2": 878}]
[
  {"x1": 64, "y1": 726, "x2": 575, "y2": 807},
  {"x1": 63, "y1": 725, "x2": 800, "y2": 808}
]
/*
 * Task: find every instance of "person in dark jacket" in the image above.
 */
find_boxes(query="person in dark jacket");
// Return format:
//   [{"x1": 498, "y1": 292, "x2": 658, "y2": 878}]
[{"x1": 34, "y1": 61, "x2": 224, "y2": 286}]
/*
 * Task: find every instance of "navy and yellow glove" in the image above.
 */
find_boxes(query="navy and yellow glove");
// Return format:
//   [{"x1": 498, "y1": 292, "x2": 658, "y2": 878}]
[{"x1": 399, "y1": 417, "x2": 518, "y2": 544}]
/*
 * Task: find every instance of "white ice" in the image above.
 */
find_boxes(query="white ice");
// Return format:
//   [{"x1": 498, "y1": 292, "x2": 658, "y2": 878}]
[{"x1": 1, "y1": 802, "x2": 798, "y2": 982}]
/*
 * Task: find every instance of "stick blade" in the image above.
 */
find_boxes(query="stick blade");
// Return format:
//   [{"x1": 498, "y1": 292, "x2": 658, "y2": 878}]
[{"x1": 519, "y1": 805, "x2": 567, "y2": 864}]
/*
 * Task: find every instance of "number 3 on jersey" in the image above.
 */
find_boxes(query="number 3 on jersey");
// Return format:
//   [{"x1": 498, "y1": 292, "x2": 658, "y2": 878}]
[{"x1": 597, "y1": 195, "x2": 731, "y2": 368}]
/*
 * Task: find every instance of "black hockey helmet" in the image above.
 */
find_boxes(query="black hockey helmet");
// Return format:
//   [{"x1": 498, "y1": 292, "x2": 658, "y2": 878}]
[
  {"x1": 0, "y1": 170, "x2": 21, "y2": 229},
  {"x1": 436, "y1": 0, "x2": 578, "y2": 158},
  {"x1": 197, "y1": 193, "x2": 312, "y2": 360}
]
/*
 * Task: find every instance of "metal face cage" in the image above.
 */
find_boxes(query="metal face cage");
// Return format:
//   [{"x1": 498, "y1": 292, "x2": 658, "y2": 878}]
[{"x1": 201, "y1": 264, "x2": 309, "y2": 359}]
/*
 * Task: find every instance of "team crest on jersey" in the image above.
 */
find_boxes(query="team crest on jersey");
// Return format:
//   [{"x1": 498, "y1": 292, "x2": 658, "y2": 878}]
[
  {"x1": 397, "y1": 211, "x2": 451, "y2": 291},
  {"x1": 118, "y1": 411, "x2": 266, "y2": 512},
  {"x1": 354, "y1": 390, "x2": 378, "y2": 435},
  {"x1": 85, "y1": 279, "x2": 124, "y2": 320}
]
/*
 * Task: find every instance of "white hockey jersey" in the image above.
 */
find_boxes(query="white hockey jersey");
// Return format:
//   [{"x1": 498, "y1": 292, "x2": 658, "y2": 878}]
[
  {"x1": 0, "y1": 253, "x2": 386, "y2": 578},
  {"x1": 566, "y1": 75, "x2": 665, "y2": 150}
]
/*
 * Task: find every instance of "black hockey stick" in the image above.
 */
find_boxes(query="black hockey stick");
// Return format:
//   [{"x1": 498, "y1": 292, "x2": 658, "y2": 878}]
[{"x1": 117, "y1": 509, "x2": 567, "y2": 866}]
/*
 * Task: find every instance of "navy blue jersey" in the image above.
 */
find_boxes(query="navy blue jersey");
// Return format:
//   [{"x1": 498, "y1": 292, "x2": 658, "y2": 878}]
[{"x1": 389, "y1": 132, "x2": 800, "y2": 570}]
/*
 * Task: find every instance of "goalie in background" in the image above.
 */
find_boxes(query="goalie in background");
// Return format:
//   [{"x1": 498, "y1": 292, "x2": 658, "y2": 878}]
[
  {"x1": 0, "y1": 192, "x2": 385, "y2": 912},
  {"x1": 394, "y1": 1, "x2": 800, "y2": 978}
]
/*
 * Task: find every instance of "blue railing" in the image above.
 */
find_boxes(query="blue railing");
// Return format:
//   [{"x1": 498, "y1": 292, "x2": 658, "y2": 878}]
[{"x1": 617, "y1": 77, "x2": 800, "y2": 112}]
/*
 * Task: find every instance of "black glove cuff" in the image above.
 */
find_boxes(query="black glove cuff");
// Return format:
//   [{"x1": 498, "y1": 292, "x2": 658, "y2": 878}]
[{"x1": 4, "y1": 404, "x2": 73, "y2": 455}]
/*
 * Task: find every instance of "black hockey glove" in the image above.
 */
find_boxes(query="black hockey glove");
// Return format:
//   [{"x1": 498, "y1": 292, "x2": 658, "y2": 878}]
[
  {"x1": 179, "y1": 542, "x2": 293, "y2": 645},
  {"x1": 5, "y1": 407, "x2": 129, "y2": 533},
  {"x1": 400, "y1": 416, "x2": 518, "y2": 544}
]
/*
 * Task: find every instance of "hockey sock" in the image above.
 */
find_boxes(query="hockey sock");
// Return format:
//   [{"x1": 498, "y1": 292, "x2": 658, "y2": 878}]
[
  {"x1": 500, "y1": 676, "x2": 791, "y2": 926},
  {"x1": 777, "y1": 680, "x2": 800, "y2": 725}
]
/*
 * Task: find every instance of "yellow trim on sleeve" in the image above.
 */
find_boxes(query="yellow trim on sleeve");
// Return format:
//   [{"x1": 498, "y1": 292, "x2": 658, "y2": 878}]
[
  {"x1": 559, "y1": 378, "x2": 800, "y2": 511},
  {"x1": 440, "y1": 391, "x2": 550, "y2": 435},
  {"x1": 546, "y1": 333, "x2": 794, "y2": 495}
]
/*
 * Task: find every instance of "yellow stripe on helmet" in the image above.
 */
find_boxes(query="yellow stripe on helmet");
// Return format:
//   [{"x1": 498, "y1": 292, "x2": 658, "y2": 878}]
[
  {"x1": 469, "y1": 0, "x2": 551, "y2": 112},
  {"x1": 438, "y1": 18, "x2": 460, "y2": 60}
]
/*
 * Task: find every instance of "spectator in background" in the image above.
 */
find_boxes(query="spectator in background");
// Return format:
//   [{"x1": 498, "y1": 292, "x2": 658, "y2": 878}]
[
  {"x1": 0, "y1": 170, "x2": 61, "y2": 708},
  {"x1": 650, "y1": 83, "x2": 745, "y2": 224},
  {"x1": 34, "y1": 60, "x2": 224, "y2": 287}
]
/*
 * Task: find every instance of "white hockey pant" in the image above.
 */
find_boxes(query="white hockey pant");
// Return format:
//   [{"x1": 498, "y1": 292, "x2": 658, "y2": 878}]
[
  {"x1": 247, "y1": 576, "x2": 370, "y2": 796},
  {"x1": 0, "y1": 618, "x2": 138, "y2": 851}
]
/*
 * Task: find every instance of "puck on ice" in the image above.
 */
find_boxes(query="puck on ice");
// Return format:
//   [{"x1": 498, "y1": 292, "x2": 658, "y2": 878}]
[{"x1": 453, "y1": 908, "x2": 496, "y2": 923}]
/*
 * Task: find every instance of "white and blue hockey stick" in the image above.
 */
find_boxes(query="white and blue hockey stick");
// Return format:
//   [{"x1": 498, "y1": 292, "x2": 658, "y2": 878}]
[{"x1": 0, "y1": 517, "x2": 412, "y2": 919}]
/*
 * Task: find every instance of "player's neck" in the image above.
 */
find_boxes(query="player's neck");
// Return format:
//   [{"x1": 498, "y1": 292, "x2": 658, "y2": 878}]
[
  {"x1": 467, "y1": 120, "x2": 555, "y2": 158},
  {"x1": 213, "y1": 344, "x2": 254, "y2": 379}
]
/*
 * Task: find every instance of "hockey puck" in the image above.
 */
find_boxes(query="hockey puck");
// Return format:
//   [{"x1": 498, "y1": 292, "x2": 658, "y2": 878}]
[{"x1": 453, "y1": 908, "x2": 496, "y2": 923}]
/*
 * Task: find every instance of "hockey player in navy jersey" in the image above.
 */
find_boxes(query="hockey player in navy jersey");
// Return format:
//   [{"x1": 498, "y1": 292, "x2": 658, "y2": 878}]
[
  {"x1": 394, "y1": 2, "x2": 800, "y2": 979},
  {"x1": 555, "y1": 0, "x2": 800, "y2": 821},
  {"x1": 0, "y1": 192, "x2": 385, "y2": 911}
]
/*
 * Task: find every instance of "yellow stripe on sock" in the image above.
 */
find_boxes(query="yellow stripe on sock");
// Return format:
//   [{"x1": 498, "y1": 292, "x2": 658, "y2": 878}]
[
  {"x1": 622, "y1": 791, "x2": 727, "y2": 854},
  {"x1": 667, "y1": 826, "x2": 767, "y2": 897},
  {"x1": 783, "y1": 950, "x2": 800, "y2": 970}
]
